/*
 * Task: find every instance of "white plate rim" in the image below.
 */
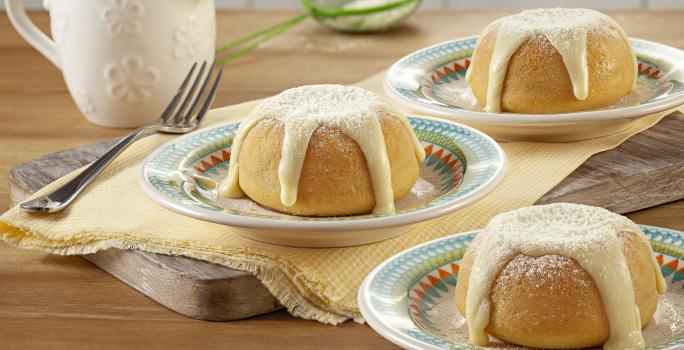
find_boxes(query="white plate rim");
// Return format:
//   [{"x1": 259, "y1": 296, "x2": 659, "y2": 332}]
[{"x1": 358, "y1": 230, "x2": 479, "y2": 350}]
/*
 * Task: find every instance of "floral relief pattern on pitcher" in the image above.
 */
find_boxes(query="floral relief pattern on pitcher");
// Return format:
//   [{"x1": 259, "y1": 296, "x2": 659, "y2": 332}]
[
  {"x1": 7, "y1": 0, "x2": 216, "y2": 128},
  {"x1": 73, "y1": 89, "x2": 96, "y2": 117},
  {"x1": 102, "y1": 0, "x2": 144, "y2": 37},
  {"x1": 105, "y1": 55, "x2": 159, "y2": 102},
  {"x1": 173, "y1": 16, "x2": 206, "y2": 60}
]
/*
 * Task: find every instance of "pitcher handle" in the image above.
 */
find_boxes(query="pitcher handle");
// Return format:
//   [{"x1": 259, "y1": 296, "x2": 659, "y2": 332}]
[{"x1": 5, "y1": 0, "x2": 60, "y2": 68}]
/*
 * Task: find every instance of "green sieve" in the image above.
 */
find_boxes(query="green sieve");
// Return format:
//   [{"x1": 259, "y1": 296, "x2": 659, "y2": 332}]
[{"x1": 216, "y1": 0, "x2": 422, "y2": 64}]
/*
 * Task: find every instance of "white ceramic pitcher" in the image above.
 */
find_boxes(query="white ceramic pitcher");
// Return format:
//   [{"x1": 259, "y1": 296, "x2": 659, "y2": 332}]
[{"x1": 5, "y1": 0, "x2": 216, "y2": 128}]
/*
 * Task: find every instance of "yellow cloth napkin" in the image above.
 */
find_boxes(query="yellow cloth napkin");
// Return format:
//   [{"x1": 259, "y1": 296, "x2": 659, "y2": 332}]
[{"x1": 0, "y1": 71, "x2": 676, "y2": 324}]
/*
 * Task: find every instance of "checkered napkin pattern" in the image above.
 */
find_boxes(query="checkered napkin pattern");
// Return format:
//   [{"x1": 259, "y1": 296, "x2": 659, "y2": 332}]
[{"x1": 0, "y1": 72, "x2": 675, "y2": 324}]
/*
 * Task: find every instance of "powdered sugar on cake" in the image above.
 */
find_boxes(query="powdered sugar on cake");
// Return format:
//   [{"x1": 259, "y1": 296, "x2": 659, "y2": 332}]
[{"x1": 495, "y1": 254, "x2": 592, "y2": 289}]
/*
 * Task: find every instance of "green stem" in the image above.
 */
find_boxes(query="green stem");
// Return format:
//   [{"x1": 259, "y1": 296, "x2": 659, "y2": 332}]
[{"x1": 215, "y1": 13, "x2": 311, "y2": 60}]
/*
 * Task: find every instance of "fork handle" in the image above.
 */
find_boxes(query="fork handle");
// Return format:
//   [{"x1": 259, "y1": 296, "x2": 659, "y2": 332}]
[{"x1": 20, "y1": 126, "x2": 156, "y2": 213}]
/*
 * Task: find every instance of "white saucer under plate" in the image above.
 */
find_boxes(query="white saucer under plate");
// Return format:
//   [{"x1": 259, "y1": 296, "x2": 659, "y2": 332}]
[
  {"x1": 359, "y1": 225, "x2": 684, "y2": 350},
  {"x1": 384, "y1": 36, "x2": 684, "y2": 141},
  {"x1": 140, "y1": 115, "x2": 507, "y2": 247}
]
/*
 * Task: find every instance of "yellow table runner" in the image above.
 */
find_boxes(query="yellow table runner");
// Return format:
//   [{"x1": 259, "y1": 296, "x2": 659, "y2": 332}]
[{"x1": 0, "y1": 71, "x2": 676, "y2": 324}]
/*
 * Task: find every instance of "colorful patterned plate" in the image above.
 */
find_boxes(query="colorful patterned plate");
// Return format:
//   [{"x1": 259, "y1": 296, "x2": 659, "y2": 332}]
[
  {"x1": 140, "y1": 115, "x2": 506, "y2": 247},
  {"x1": 384, "y1": 37, "x2": 684, "y2": 141},
  {"x1": 359, "y1": 225, "x2": 684, "y2": 350}
]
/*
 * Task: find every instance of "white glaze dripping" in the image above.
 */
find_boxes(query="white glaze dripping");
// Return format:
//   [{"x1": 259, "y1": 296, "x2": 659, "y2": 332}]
[
  {"x1": 465, "y1": 203, "x2": 666, "y2": 350},
  {"x1": 465, "y1": 8, "x2": 637, "y2": 113},
  {"x1": 218, "y1": 85, "x2": 426, "y2": 215}
]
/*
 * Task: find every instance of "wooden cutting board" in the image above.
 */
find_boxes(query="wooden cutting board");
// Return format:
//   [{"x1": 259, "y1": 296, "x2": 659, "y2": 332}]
[{"x1": 8, "y1": 111, "x2": 684, "y2": 321}]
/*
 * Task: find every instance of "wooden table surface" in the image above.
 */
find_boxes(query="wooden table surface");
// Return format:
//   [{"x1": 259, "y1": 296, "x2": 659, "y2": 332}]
[{"x1": 1, "y1": 10, "x2": 683, "y2": 350}]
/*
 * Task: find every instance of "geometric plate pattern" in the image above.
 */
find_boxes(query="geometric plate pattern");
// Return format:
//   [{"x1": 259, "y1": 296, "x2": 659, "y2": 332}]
[{"x1": 361, "y1": 225, "x2": 684, "y2": 350}]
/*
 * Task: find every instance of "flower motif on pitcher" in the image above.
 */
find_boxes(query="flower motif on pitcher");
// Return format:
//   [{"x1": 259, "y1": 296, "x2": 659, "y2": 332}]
[
  {"x1": 173, "y1": 16, "x2": 206, "y2": 60},
  {"x1": 105, "y1": 55, "x2": 159, "y2": 102},
  {"x1": 73, "y1": 89, "x2": 96, "y2": 117},
  {"x1": 102, "y1": 0, "x2": 144, "y2": 37}
]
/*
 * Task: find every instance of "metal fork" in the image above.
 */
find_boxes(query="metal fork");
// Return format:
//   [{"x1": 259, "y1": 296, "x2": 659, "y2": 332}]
[{"x1": 21, "y1": 61, "x2": 225, "y2": 213}]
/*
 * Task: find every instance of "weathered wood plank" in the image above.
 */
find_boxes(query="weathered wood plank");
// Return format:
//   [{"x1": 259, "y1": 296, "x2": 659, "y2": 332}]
[
  {"x1": 82, "y1": 249, "x2": 282, "y2": 321},
  {"x1": 8, "y1": 140, "x2": 282, "y2": 321},
  {"x1": 536, "y1": 112, "x2": 684, "y2": 213}
]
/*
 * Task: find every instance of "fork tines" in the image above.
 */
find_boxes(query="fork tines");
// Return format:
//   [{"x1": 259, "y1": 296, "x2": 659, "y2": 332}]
[{"x1": 160, "y1": 61, "x2": 225, "y2": 129}]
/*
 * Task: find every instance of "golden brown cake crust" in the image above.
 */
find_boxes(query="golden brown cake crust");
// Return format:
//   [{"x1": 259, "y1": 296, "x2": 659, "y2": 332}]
[
  {"x1": 236, "y1": 113, "x2": 420, "y2": 216},
  {"x1": 467, "y1": 25, "x2": 636, "y2": 114},
  {"x1": 454, "y1": 231, "x2": 660, "y2": 349}
]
